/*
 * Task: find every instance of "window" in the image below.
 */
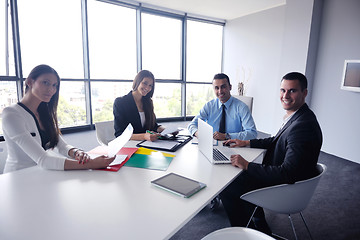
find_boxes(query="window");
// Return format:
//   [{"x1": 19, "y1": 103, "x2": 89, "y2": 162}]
[
  {"x1": 87, "y1": 0, "x2": 137, "y2": 79},
  {"x1": 186, "y1": 20, "x2": 223, "y2": 83},
  {"x1": 0, "y1": 1, "x2": 224, "y2": 135},
  {"x1": 17, "y1": 0, "x2": 86, "y2": 127},
  {"x1": 186, "y1": 20, "x2": 223, "y2": 115},
  {"x1": 17, "y1": 0, "x2": 84, "y2": 78},
  {"x1": 0, "y1": 81, "x2": 17, "y2": 135},
  {"x1": 141, "y1": 13, "x2": 183, "y2": 118},
  {"x1": 141, "y1": 13, "x2": 182, "y2": 80},
  {"x1": 58, "y1": 81, "x2": 87, "y2": 127},
  {"x1": 0, "y1": 0, "x2": 16, "y2": 135},
  {"x1": 87, "y1": 1, "x2": 137, "y2": 124},
  {"x1": 91, "y1": 81, "x2": 132, "y2": 123},
  {"x1": 153, "y1": 83, "x2": 182, "y2": 118},
  {"x1": 186, "y1": 83, "x2": 214, "y2": 116},
  {"x1": 0, "y1": 0, "x2": 15, "y2": 76}
]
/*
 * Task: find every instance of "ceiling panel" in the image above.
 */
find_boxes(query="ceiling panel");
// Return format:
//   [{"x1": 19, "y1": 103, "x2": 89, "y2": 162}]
[{"x1": 135, "y1": 0, "x2": 286, "y2": 20}]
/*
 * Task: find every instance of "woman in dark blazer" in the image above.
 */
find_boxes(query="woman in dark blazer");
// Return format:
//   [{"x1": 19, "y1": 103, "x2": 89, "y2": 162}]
[{"x1": 113, "y1": 70, "x2": 164, "y2": 141}]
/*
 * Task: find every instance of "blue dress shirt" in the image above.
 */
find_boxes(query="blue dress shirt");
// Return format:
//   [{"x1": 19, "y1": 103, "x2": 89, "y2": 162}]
[{"x1": 187, "y1": 96, "x2": 257, "y2": 140}]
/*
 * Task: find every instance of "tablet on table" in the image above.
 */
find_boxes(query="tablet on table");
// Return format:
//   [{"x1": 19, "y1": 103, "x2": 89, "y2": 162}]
[{"x1": 151, "y1": 173, "x2": 206, "y2": 198}]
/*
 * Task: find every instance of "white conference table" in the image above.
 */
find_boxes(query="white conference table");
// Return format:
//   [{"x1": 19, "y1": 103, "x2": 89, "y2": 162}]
[{"x1": 0, "y1": 140, "x2": 264, "y2": 240}]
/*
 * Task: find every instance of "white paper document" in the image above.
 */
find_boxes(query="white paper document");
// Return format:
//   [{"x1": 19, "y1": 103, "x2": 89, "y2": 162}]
[
  {"x1": 110, "y1": 155, "x2": 127, "y2": 166},
  {"x1": 87, "y1": 153, "x2": 128, "y2": 166},
  {"x1": 108, "y1": 123, "x2": 133, "y2": 156},
  {"x1": 87, "y1": 124, "x2": 133, "y2": 165}
]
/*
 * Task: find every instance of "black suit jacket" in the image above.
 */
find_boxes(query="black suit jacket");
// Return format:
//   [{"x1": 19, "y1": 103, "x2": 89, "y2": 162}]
[
  {"x1": 248, "y1": 103, "x2": 322, "y2": 185},
  {"x1": 113, "y1": 91, "x2": 159, "y2": 137}
]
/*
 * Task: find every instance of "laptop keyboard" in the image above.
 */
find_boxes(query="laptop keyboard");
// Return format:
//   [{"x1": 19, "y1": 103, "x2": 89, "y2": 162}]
[{"x1": 213, "y1": 148, "x2": 229, "y2": 162}]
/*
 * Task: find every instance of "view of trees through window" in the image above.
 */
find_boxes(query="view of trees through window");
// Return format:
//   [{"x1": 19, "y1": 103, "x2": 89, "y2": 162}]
[
  {"x1": 153, "y1": 83, "x2": 182, "y2": 118},
  {"x1": 186, "y1": 84, "x2": 215, "y2": 116},
  {"x1": 58, "y1": 81, "x2": 87, "y2": 128},
  {"x1": 0, "y1": 82, "x2": 17, "y2": 135},
  {"x1": 0, "y1": 0, "x2": 224, "y2": 134}
]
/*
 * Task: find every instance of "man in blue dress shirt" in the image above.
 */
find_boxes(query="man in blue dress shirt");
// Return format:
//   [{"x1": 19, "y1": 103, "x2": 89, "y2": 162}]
[{"x1": 188, "y1": 73, "x2": 257, "y2": 140}]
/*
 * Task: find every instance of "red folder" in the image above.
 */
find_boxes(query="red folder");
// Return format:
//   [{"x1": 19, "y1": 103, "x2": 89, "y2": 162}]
[{"x1": 88, "y1": 146, "x2": 138, "y2": 172}]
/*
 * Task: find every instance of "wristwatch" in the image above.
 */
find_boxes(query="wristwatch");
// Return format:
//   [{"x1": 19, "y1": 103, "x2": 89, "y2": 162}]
[{"x1": 225, "y1": 133, "x2": 230, "y2": 140}]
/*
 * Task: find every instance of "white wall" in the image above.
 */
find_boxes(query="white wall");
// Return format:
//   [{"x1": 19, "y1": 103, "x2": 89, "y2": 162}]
[
  {"x1": 223, "y1": 0, "x2": 360, "y2": 163},
  {"x1": 223, "y1": 5, "x2": 285, "y2": 135},
  {"x1": 223, "y1": 0, "x2": 315, "y2": 135},
  {"x1": 311, "y1": 0, "x2": 360, "y2": 163}
]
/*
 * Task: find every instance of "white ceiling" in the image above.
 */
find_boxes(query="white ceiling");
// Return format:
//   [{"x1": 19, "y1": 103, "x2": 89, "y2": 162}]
[{"x1": 134, "y1": 0, "x2": 286, "y2": 21}]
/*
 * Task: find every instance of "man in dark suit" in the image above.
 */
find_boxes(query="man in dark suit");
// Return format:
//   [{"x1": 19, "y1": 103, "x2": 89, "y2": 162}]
[{"x1": 220, "y1": 72, "x2": 322, "y2": 234}]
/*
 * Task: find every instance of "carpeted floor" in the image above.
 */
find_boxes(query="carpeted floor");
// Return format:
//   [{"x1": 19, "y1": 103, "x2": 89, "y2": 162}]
[{"x1": 170, "y1": 152, "x2": 360, "y2": 240}]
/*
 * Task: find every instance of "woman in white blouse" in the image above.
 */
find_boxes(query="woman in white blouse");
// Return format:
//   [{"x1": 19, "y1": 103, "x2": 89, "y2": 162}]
[{"x1": 2, "y1": 64, "x2": 115, "y2": 173}]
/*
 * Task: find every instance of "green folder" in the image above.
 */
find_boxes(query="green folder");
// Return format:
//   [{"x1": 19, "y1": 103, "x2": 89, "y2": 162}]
[{"x1": 124, "y1": 153, "x2": 173, "y2": 171}]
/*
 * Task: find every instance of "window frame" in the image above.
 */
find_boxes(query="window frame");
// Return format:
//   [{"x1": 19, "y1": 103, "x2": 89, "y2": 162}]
[{"x1": 0, "y1": 0, "x2": 225, "y2": 139}]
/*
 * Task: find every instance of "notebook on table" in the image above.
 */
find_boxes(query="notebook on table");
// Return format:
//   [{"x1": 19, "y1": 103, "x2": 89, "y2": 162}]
[{"x1": 198, "y1": 118, "x2": 233, "y2": 164}]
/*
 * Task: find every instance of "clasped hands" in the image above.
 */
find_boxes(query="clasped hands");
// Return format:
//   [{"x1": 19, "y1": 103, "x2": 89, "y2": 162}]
[
  {"x1": 223, "y1": 139, "x2": 251, "y2": 170},
  {"x1": 73, "y1": 149, "x2": 115, "y2": 168},
  {"x1": 73, "y1": 149, "x2": 90, "y2": 164}
]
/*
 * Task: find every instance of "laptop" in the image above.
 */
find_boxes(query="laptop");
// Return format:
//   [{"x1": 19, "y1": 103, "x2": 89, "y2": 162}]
[{"x1": 198, "y1": 118, "x2": 233, "y2": 164}]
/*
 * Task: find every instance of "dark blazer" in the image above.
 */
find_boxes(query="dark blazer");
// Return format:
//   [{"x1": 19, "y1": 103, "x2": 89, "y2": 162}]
[
  {"x1": 248, "y1": 103, "x2": 322, "y2": 185},
  {"x1": 113, "y1": 91, "x2": 159, "y2": 137}
]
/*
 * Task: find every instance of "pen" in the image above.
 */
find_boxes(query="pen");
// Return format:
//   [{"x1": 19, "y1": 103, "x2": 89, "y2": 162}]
[{"x1": 146, "y1": 130, "x2": 161, "y2": 139}]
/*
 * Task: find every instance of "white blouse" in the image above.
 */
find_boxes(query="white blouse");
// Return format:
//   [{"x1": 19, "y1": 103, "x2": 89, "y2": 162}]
[
  {"x1": 139, "y1": 111, "x2": 146, "y2": 128},
  {"x1": 2, "y1": 104, "x2": 74, "y2": 173}
]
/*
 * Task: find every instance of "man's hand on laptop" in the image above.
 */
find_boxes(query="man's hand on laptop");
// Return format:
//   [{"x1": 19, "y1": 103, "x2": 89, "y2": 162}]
[{"x1": 223, "y1": 139, "x2": 250, "y2": 148}]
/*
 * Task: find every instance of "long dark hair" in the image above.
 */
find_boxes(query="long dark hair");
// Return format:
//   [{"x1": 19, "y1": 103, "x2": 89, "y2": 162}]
[
  {"x1": 132, "y1": 70, "x2": 156, "y2": 130},
  {"x1": 25, "y1": 64, "x2": 61, "y2": 148}
]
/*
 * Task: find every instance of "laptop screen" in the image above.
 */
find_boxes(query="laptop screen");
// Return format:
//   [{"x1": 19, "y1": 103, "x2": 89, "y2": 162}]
[{"x1": 198, "y1": 119, "x2": 214, "y2": 161}]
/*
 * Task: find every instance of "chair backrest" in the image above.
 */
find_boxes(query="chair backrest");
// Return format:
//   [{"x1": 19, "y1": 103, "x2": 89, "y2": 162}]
[
  {"x1": 240, "y1": 163, "x2": 327, "y2": 214},
  {"x1": 95, "y1": 120, "x2": 115, "y2": 146},
  {"x1": 0, "y1": 141, "x2": 8, "y2": 174},
  {"x1": 233, "y1": 95, "x2": 253, "y2": 113},
  {"x1": 201, "y1": 227, "x2": 276, "y2": 240}
]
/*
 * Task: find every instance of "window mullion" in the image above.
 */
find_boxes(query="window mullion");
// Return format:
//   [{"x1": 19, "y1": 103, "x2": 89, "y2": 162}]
[
  {"x1": 10, "y1": 0, "x2": 23, "y2": 100},
  {"x1": 136, "y1": 5, "x2": 142, "y2": 72},
  {"x1": 181, "y1": 14, "x2": 187, "y2": 119},
  {"x1": 81, "y1": 0, "x2": 93, "y2": 126}
]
